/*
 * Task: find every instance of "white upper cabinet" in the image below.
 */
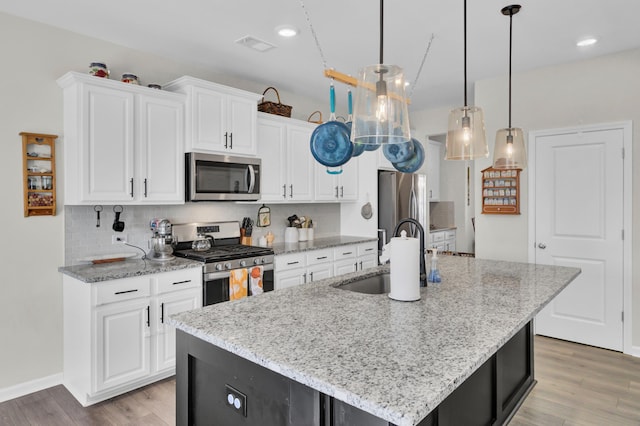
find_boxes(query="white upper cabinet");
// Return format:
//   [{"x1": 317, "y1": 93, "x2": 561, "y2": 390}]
[
  {"x1": 164, "y1": 76, "x2": 261, "y2": 156},
  {"x1": 314, "y1": 158, "x2": 359, "y2": 202},
  {"x1": 57, "y1": 72, "x2": 185, "y2": 205},
  {"x1": 427, "y1": 140, "x2": 441, "y2": 201},
  {"x1": 257, "y1": 113, "x2": 315, "y2": 202}
]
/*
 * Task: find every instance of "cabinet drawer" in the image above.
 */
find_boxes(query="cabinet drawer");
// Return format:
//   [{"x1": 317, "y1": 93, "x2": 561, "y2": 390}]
[
  {"x1": 275, "y1": 253, "x2": 306, "y2": 271},
  {"x1": 445, "y1": 230, "x2": 456, "y2": 240},
  {"x1": 431, "y1": 231, "x2": 445, "y2": 243},
  {"x1": 156, "y1": 268, "x2": 202, "y2": 294},
  {"x1": 357, "y1": 242, "x2": 378, "y2": 257},
  {"x1": 306, "y1": 249, "x2": 333, "y2": 266},
  {"x1": 95, "y1": 276, "x2": 151, "y2": 306},
  {"x1": 333, "y1": 245, "x2": 357, "y2": 260}
]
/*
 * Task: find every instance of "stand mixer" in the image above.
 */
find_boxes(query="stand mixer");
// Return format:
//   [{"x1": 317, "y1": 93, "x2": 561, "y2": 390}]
[{"x1": 148, "y1": 218, "x2": 176, "y2": 261}]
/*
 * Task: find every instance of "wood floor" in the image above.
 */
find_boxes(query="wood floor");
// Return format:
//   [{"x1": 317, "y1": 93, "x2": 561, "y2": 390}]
[{"x1": 1, "y1": 336, "x2": 639, "y2": 425}]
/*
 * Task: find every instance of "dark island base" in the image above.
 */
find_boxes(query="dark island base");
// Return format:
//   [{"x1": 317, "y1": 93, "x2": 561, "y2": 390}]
[{"x1": 176, "y1": 321, "x2": 534, "y2": 426}]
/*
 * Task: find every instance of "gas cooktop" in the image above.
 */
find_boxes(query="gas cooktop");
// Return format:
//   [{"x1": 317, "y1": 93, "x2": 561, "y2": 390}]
[{"x1": 174, "y1": 244, "x2": 274, "y2": 263}]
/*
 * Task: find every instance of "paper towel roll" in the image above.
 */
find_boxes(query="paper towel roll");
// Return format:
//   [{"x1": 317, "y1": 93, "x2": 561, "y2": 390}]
[{"x1": 388, "y1": 233, "x2": 421, "y2": 302}]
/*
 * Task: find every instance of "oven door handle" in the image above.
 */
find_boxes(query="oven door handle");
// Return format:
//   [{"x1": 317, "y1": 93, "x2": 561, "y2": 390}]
[
  {"x1": 247, "y1": 165, "x2": 256, "y2": 194},
  {"x1": 204, "y1": 263, "x2": 273, "y2": 281}
]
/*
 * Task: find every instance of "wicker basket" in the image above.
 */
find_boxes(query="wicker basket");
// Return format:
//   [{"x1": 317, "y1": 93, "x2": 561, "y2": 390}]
[
  {"x1": 307, "y1": 110, "x2": 323, "y2": 124},
  {"x1": 258, "y1": 87, "x2": 292, "y2": 117}
]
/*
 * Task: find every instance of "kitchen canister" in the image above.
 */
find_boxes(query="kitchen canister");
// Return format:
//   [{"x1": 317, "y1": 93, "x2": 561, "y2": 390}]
[
  {"x1": 89, "y1": 62, "x2": 109, "y2": 78},
  {"x1": 121, "y1": 73, "x2": 139, "y2": 84},
  {"x1": 298, "y1": 228, "x2": 308, "y2": 242},
  {"x1": 284, "y1": 227, "x2": 298, "y2": 243},
  {"x1": 380, "y1": 230, "x2": 421, "y2": 302}
]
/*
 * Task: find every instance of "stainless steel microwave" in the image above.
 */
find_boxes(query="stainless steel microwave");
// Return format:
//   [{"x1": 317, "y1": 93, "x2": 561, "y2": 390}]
[{"x1": 185, "y1": 153, "x2": 261, "y2": 201}]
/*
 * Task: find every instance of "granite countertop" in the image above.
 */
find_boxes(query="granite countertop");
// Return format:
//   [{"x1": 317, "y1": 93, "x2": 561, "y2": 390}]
[
  {"x1": 58, "y1": 257, "x2": 202, "y2": 283},
  {"x1": 170, "y1": 256, "x2": 580, "y2": 426},
  {"x1": 269, "y1": 235, "x2": 378, "y2": 255}
]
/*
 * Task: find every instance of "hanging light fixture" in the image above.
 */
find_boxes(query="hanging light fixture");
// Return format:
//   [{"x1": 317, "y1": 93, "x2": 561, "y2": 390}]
[
  {"x1": 445, "y1": 0, "x2": 488, "y2": 160},
  {"x1": 351, "y1": 0, "x2": 411, "y2": 146},
  {"x1": 493, "y1": 4, "x2": 527, "y2": 170}
]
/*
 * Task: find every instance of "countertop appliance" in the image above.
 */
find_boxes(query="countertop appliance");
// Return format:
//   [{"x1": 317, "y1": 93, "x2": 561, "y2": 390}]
[
  {"x1": 378, "y1": 170, "x2": 428, "y2": 250},
  {"x1": 148, "y1": 218, "x2": 175, "y2": 261},
  {"x1": 172, "y1": 221, "x2": 274, "y2": 306},
  {"x1": 185, "y1": 152, "x2": 261, "y2": 201}
]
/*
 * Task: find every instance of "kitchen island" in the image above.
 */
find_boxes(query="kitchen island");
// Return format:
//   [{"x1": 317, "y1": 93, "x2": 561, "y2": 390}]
[{"x1": 170, "y1": 255, "x2": 580, "y2": 426}]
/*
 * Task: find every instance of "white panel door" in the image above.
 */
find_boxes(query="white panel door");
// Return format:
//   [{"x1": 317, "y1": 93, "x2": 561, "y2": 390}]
[
  {"x1": 287, "y1": 124, "x2": 314, "y2": 201},
  {"x1": 83, "y1": 85, "x2": 135, "y2": 201},
  {"x1": 227, "y1": 94, "x2": 257, "y2": 155},
  {"x1": 534, "y1": 129, "x2": 624, "y2": 351},
  {"x1": 138, "y1": 95, "x2": 184, "y2": 202},
  {"x1": 257, "y1": 118, "x2": 288, "y2": 201},
  {"x1": 192, "y1": 87, "x2": 225, "y2": 151},
  {"x1": 95, "y1": 299, "x2": 150, "y2": 392}
]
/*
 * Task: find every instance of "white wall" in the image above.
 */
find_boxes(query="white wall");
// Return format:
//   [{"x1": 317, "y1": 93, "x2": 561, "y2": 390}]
[
  {"x1": 0, "y1": 11, "x2": 326, "y2": 390},
  {"x1": 474, "y1": 48, "x2": 640, "y2": 346}
]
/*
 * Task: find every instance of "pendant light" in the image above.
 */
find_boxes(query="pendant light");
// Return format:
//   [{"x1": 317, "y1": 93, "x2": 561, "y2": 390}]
[
  {"x1": 445, "y1": 0, "x2": 488, "y2": 160},
  {"x1": 493, "y1": 4, "x2": 527, "y2": 170},
  {"x1": 351, "y1": 0, "x2": 411, "y2": 146}
]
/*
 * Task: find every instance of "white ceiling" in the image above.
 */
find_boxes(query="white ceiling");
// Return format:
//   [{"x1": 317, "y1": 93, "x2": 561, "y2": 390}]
[{"x1": 2, "y1": 0, "x2": 640, "y2": 110}]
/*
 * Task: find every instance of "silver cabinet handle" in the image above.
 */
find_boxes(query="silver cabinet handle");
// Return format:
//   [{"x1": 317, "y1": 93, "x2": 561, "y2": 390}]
[
  {"x1": 229, "y1": 132, "x2": 233, "y2": 149},
  {"x1": 282, "y1": 184, "x2": 287, "y2": 199},
  {"x1": 359, "y1": 261, "x2": 363, "y2": 270},
  {"x1": 309, "y1": 272, "x2": 314, "y2": 282},
  {"x1": 335, "y1": 186, "x2": 339, "y2": 198},
  {"x1": 340, "y1": 186, "x2": 344, "y2": 198},
  {"x1": 224, "y1": 132, "x2": 228, "y2": 149},
  {"x1": 130, "y1": 178, "x2": 134, "y2": 198},
  {"x1": 289, "y1": 184, "x2": 293, "y2": 198},
  {"x1": 303, "y1": 272, "x2": 307, "y2": 283},
  {"x1": 144, "y1": 178, "x2": 148, "y2": 197},
  {"x1": 538, "y1": 243, "x2": 547, "y2": 249}
]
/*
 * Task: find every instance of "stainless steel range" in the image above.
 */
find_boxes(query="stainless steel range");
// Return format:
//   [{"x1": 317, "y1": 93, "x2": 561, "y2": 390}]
[{"x1": 172, "y1": 221, "x2": 274, "y2": 306}]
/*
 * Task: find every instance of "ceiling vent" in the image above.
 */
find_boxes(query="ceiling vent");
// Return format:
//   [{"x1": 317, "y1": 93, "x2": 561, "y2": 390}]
[{"x1": 235, "y1": 35, "x2": 277, "y2": 52}]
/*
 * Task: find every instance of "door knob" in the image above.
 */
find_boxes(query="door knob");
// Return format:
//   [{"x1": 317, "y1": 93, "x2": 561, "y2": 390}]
[{"x1": 538, "y1": 243, "x2": 547, "y2": 249}]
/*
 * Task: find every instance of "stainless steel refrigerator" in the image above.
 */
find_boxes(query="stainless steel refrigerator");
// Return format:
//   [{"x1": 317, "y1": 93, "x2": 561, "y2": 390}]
[{"x1": 378, "y1": 170, "x2": 428, "y2": 250}]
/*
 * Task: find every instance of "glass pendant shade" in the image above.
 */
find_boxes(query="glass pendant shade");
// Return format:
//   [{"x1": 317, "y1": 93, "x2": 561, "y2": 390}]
[
  {"x1": 445, "y1": 106, "x2": 488, "y2": 160},
  {"x1": 351, "y1": 64, "x2": 411, "y2": 145},
  {"x1": 493, "y1": 127, "x2": 526, "y2": 169}
]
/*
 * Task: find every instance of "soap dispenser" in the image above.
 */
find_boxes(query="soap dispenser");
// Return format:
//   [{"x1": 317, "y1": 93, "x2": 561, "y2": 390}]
[{"x1": 428, "y1": 247, "x2": 442, "y2": 283}]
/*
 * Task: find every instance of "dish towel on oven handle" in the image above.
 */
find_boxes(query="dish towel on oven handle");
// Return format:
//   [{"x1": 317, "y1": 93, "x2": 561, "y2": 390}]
[
  {"x1": 229, "y1": 268, "x2": 248, "y2": 300},
  {"x1": 249, "y1": 265, "x2": 264, "y2": 295}
]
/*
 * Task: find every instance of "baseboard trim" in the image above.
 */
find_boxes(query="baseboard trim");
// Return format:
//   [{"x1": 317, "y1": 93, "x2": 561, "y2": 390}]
[
  {"x1": 0, "y1": 373, "x2": 63, "y2": 403},
  {"x1": 630, "y1": 345, "x2": 640, "y2": 358}
]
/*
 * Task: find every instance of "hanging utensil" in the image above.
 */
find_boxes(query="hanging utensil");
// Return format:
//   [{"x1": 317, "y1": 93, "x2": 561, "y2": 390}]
[
  {"x1": 392, "y1": 139, "x2": 425, "y2": 174},
  {"x1": 346, "y1": 90, "x2": 365, "y2": 157},
  {"x1": 112, "y1": 205, "x2": 125, "y2": 232},
  {"x1": 94, "y1": 205, "x2": 103, "y2": 228},
  {"x1": 310, "y1": 84, "x2": 353, "y2": 174}
]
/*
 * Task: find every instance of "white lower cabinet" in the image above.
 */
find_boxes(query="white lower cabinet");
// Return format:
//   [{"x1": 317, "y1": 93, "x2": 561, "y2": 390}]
[
  {"x1": 274, "y1": 249, "x2": 334, "y2": 290},
  {"x1": 63, "y1": 267, "x2": 202, "y2": 406},
  {"x1": 333, "y1": 242, "x2": 378, "y2": 275},
  {"x1": 430, "y1": 229, "x2": 456, "y2": 252}
]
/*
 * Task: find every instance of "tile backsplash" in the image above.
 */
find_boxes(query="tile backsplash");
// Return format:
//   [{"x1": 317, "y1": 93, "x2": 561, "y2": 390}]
[{"x1": 64, "y1": 203, "x2": 340, "y2": 265}]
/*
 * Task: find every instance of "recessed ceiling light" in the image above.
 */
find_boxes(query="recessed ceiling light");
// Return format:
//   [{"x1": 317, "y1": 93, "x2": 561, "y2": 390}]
[
  {"x1": 275, "y1": 25, "x2": 298, "y2": 38},
  {"x1": 576, "y1": 37, "x2": 598, "y2": 47}
]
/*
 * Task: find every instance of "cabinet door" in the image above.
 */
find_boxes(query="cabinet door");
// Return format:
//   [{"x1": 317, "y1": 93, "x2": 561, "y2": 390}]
[
  {"x1": 427, "y1": 141, "x2": 441, "y2": 201},
  {"x1": 81, "y1": 85, "x2": 135, "y2": 202},
  {"x1": 339, "y1": 159, "x2": 359, "y2": 201},
  {"x1": 137, "y1": 95, "x2": 185, "y2": 202},
  {"x1": 334, "y1": 259, "x2": 357, "y2": 276},
  {"x1": 307, "y1": 263, "x2": 333, "y2": 282},
  {"x1": 191, "y1": 87, "x2": 225, "y2": 152},
  {"x1": 95, "y1": 299, "x2": 150, "y2": 392},
  {"x1": 154, "y1": 288, "x2": 201, "y2": 373},
  {"x1": 314, "y1": 165, "x2": 338, "y2": 201},
  {"x1": 257, "y1": 118, "x2": 288, "y2": 201},
  {"x1": 275, "y1": 268, "x2": 306, "y2": 290},
  {"x1": 358, "y1": 254, "x2": 379, "y2": 271},
  {"x1": 226, "y1": 94, "x2": 257, "y2": 155},
  {"x1": 287, "y1": 124, "x2": 314, "y2": 201}
]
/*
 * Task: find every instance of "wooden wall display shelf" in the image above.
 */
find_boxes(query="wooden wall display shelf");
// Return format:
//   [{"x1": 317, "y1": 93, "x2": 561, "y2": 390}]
[
  {"x1": 481, "y1": 167, "x2": 520, "y2": 215},
  {"x1": 21, "y1": 132, "x2": 57, "y2": 217}
]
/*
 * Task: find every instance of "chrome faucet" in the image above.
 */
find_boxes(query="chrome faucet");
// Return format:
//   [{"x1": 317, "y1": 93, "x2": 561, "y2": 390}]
[{"x1": 392, "y1": 218, "x2": 427, "y2": 287}]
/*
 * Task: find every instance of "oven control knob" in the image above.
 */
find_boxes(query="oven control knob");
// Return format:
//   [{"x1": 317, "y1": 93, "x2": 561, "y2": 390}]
[
  {"x1": 253, "y1": 258, "x2": 262, "y2": 265},
  {"x1": 215, "y1": 264, "x2": 223, "y2": 271},
  {"x1": 224, "y1": 262, "x2": 232, "y2": 270},
  {"x1": 240, "y1": 260, "x2": 247, "y2": 267}
]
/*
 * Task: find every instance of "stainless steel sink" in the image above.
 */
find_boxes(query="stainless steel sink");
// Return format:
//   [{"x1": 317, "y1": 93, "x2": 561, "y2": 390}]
[{"x1": 335, "y1": 273, "x2": 390, "y2": 294}]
